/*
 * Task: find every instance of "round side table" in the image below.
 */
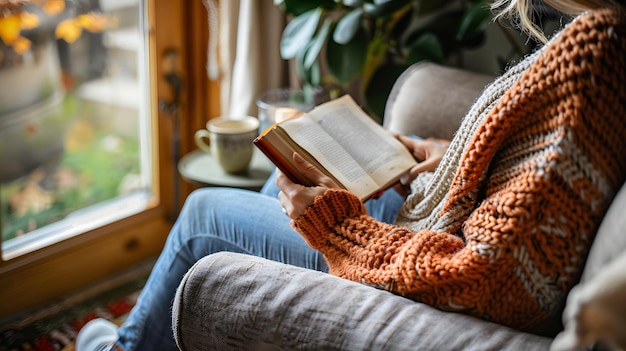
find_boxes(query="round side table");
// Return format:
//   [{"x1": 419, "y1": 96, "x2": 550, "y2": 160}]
[{"x1": 178, "y1": 149, "x2": 274, "y2": 191}]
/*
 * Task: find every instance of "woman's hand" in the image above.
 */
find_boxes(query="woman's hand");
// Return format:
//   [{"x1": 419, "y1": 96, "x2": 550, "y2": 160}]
[
  {"x1": 394, "y1": 135, "x2": 450, "y2": 197},
  {"x1": 276, "y1": 152, "x2": 341, "y2": 219}
]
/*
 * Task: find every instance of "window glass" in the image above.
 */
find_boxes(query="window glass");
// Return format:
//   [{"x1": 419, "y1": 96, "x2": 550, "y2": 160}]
[{"x1": 0, "y1": 0, "x2": 152, "y2": 259}]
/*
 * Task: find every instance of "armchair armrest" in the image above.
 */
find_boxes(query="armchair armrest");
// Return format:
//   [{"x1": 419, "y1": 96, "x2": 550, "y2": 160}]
[
  {"x1": 172, "y1": 252, "x2": 551, "y2": 351},
  {"x1": 384, "y1": 62, "x2": 493, "y2": 140}
]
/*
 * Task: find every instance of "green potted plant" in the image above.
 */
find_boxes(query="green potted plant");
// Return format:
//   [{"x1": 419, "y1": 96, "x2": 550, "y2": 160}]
[{"x1": 276, "y1": 0, "x2": 499, "y2": 120}]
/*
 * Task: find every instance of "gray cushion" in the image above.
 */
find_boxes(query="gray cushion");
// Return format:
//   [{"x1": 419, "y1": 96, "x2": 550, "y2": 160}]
[
  {"x1": 173, "y1": 252, "x2": 552, "y2": 351},
  {"x1": 552, "y1": 248, "x2": 626, "y2": 350},
  {"x1": 384, "y1": 62, "x2": 493, "y2": 140},
  {"x1": 580, "y1": 183, "x2": 626, "y2": 284}
]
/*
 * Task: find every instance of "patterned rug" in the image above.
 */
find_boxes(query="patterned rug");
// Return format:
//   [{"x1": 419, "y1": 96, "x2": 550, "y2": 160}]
[{"x1": 0, "y1": 276, "x2": 147, "y2": 351}]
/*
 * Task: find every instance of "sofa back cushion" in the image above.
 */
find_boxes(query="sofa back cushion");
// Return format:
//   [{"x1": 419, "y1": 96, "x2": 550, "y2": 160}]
[
  {"x1": 383, "y1": 62, "x2": 493, "y2": 140},
  {"x1": 580, "y1": 183, "x2": 626, "y2": 283}
]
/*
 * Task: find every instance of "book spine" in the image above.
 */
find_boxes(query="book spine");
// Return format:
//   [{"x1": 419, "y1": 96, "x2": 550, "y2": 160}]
[{"x1": 253, "y1": 139, "x2": 308, "y2": 185}]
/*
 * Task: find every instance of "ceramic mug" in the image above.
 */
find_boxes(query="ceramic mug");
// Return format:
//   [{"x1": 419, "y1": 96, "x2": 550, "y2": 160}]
[{"x1": 194, "y1": 116, "x2": 260, "y2": 174}]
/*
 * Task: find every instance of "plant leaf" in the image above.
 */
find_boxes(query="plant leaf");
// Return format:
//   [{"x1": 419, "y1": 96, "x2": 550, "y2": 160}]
[
  {"x1": 342, "y1": 0, "x2": 363, "y2": 7},
  {"x1": 280, "y1": 9, "x2": 322, "y2": 59},
  {"x1": 407, "y1": 32, "x2": 444, "y2": 64},
  {"x1": 456, "y1": 2, "x2": 490, "y2": 42},
  {"x1": 0, "y1": 15, "x2": 21, "y2": 44},
  {"x1": 364, "y1": 63, "x2": 407, "y2": 121},
  {"x1": 389, "y1": 4, "x2": 413, "y2": 40},
  {"x1": 327, "y1": 27, "x2": 367, "y2": 85},
  {"x1": 43, "y1": 0, "x2": 66, "y2": 15},
  {"x1": 309, "y1": 61, "x2": 321, "y2": 86},
  {"x1": 304, "y1": 17, "x2": 332, "y2": 70},
  {"x1": 360, "y1": 33, "x2": 388, "y2": 92},
  {"x1": 363, "y1": 0, "x2": 410, "y2": 18},
  {"x1": 77, "y1": 13, "x2": 108, "y2": 33},
  {"x1": 296, "y1": 46, "x2": 310, "y2": 85},
  {"x1": 19, "y1": 12, "x2": 40, "y2": 30},
  {"x1": 414, "y1": 0, "x2": 452, "y2": 16},
  {"x1": 296, "y1": 42, "x2": 320, "y2": 86},
  {"x1": 282, "y1": 0, "x2": 336, "y2": 16},
  {"x1": 405, "y1": 9, "x2": 464, "y2": 56},
  {"x1": 333, "y1": 8, "x2": 363, "y2": 44},
  {"x1": 56, "y1": 19, "x2": 84, "y2": 43},
  {"x1": 12, "y1": 36, "x2": 31, "y2": 54}
]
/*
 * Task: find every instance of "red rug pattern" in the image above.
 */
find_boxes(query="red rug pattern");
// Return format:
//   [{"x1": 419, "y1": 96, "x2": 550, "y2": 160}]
[{"x1": 0, "y1": 278, "x2": 144, "y2": 351}]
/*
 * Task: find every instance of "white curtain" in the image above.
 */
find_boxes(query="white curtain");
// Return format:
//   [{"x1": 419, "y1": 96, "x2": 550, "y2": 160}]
[{"x1": 204, "y1": 0, "x2": 288, "y2": 118}]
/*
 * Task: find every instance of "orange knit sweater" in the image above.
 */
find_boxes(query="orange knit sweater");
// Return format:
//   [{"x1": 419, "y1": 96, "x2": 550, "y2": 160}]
[{"x1": 292, "y1": 8, "x2": 626, "y2": 331}]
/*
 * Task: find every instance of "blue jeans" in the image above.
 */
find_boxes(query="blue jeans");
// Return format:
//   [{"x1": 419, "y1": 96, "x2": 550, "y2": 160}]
[{"x1": 114, "y1": 174, "x2": 405, "y2": 350}]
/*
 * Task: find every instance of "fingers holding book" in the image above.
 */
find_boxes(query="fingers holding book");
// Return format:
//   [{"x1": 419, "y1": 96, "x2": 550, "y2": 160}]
[
  {"x1": 277, "y1": 152, "x2": 341, "y2": 219},
  {"x1": 394, "y1": 135, "x2": 450, "y2": 197}
]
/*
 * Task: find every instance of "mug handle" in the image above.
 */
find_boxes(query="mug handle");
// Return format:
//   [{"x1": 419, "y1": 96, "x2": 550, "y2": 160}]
[{"x1": 194, "y1": 129, "x2": 212, "y2": 154}]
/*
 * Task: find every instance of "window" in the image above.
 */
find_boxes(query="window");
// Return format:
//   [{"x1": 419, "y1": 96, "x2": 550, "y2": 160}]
[
  {"x1": 0, "y1": 0, "x2": 216, "y2": 319},
  {"x1": 1, "y1": 0, "x2": 153, "y2": 260}
]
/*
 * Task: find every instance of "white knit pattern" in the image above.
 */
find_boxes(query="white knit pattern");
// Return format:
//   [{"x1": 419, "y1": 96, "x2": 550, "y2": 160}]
[{"x1": 395, "y1": 49, "x2": 544, "y2": 233}]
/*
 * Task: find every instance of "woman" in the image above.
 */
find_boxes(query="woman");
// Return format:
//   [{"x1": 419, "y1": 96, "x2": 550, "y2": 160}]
[
  {"x1": 76, "y1": 0, "x2": 626, "y2": 350},
  {"x1": 277, "y1": 3, "x2": 626, "y2": 330}
]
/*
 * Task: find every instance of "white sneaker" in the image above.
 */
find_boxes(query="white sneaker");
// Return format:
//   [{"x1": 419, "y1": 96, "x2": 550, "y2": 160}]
[{"x1": 75, "y1": 318, "x2": 119, "y2": 351}]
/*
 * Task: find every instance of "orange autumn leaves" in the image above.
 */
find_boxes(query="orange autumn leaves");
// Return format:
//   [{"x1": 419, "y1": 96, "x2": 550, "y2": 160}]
[
  {"x1": 0, "y1": 0, "x2": 109, "y2": 54},
  {"x1": 55, "y1": 12, "x2": 108, "y2": 44}
]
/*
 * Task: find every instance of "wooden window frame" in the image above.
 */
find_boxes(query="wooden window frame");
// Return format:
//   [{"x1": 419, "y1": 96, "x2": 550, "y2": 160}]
[{"x1": 0, "y1": 0, "x2": 219, "y2": 319}]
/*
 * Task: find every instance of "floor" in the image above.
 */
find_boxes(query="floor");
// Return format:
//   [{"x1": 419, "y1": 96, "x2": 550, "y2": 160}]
[{"x1": 1, "y1": 257, "x2": 154, "y2": 350}]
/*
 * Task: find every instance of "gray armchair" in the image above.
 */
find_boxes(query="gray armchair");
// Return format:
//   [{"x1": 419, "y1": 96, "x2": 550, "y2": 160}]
[{"x1": 171, "y1": 62, "x2": 626, "y2": 351}]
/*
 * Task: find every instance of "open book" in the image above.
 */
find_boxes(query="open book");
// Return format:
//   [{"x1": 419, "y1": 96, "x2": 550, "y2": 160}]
[{"x1": 253, "y1": 95, "x2": 417, "y2": 201}]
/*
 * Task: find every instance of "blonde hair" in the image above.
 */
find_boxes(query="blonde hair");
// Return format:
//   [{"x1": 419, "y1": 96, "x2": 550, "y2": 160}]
[{"x1": 491, "y1": 0, "x2": 622, "y2": 42}]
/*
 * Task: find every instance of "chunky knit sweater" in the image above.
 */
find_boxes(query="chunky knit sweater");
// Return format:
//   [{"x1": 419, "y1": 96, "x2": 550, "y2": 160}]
[{"x1": 292, "y1": 8, "x2": 626, "y2": 331}]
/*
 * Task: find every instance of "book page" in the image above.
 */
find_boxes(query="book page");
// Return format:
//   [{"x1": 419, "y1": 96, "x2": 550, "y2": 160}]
[
  {"x1": 275, "y1": 95, "x2": 417, "y2": 200},
  {"x1": 279, "y1": 115, "x2": 381, "y2": 200},
  {"x1": 305, "y1": 95, "x2": 416, "y2": 186}
]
